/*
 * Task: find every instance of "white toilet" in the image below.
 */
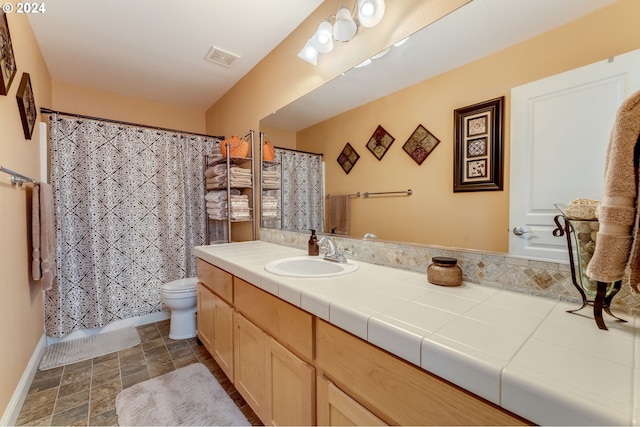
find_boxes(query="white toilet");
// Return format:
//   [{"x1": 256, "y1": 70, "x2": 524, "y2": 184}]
[{"x1": 161, "y1": 277, "x2": 199, "y2": 340}]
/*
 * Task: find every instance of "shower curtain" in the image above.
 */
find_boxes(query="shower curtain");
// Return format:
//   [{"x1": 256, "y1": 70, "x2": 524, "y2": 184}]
[
  {"x1": 271, "y1": 148, "x2": 324, "y2": 232},
  {"x1": 45, "y1": 114, "x2": 215, "y2": 337}
]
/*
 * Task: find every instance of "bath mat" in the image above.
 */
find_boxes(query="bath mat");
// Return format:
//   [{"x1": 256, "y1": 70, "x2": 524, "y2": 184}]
[
  {"x1": 115, "y1": 362, "x2": 250, "y2": 426},
  {"x1": 38, "y1": 327, "x2": 140, "y2": 371}
]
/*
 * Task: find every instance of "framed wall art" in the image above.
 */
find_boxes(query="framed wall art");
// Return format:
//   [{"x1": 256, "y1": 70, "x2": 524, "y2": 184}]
[
  {"x1": 366, "y1": 125, "x2": 394, "y2": 160},
  {"x1": 337, "y1": 142, "x2": 360, "y2": 174},
  {"x1": 453, "y1": 97, "x2": 504, "y2": 192},
  {"x1": 402, "y1": 124, "x2": 440, "y2": 165},
  {"x1": 16, "y1": 73, "x2": 37, "y2": 139},
  {"x1": 0, "y1": 12, "x2": 17, "y2": 95}
]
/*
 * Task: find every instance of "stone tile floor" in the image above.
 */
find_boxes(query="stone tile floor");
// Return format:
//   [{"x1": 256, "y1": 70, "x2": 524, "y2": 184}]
[{"x1": 15, "y1": 319, "x2": 261, "y2": 426}]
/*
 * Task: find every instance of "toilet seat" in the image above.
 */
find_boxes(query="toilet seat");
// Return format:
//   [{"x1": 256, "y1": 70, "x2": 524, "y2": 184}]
[{"x1": 162, "y1": 277, "x2": 198, "y2": 294}]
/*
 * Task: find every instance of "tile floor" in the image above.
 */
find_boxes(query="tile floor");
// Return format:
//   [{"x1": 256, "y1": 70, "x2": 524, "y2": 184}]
[{"x1": 15, "y1": 319, "x2": 261, "y2": 426}]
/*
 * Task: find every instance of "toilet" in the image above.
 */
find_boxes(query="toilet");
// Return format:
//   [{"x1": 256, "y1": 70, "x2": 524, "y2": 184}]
[{"x1": 161, "y1": 277, "x2": 199, "y2": 340}]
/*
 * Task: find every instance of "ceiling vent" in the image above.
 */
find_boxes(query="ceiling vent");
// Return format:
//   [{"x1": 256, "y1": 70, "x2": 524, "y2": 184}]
[{"x1": 204, "y1": 47, "x2": 240, "y2": 68}]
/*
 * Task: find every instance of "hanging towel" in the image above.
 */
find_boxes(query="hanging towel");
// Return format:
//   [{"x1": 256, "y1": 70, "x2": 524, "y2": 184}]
[
  {"x1": 32, "y1": 182, "x2": 57, "y2": 290},
  {"x1": 328, "y1": 194, "x2": 351, "y2": 235},
  {"x1": 586, "y1": 90, "x2": 640, "y2": 293}
]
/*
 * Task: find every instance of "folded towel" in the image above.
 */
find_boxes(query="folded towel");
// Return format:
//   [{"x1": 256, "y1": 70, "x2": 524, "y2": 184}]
[
  {"x1": 328, "y1": 194, "x2": 351, "y2": 236},
  {"x1": 586, "y1": 90, "x2": 640, "y2": 293},
  {"x1": 262, "y1": 170, "x2": 280, "y2": 178},
  {"x1": 230, "y1": 167, "x2": 251, "y2": 175},
  {"x1": 32, "y1": 182, "x2": 56, "y2": 291},
  {"x1": 206, "y1": 201, "x2": 226, "y2": 209},
  {"x1": 212, "y1": 164, "x2": 227, "y2": 175},
  {"x1": 207, "y1": 175, "x2": 227, "y2": 184},
  {"x1": 205, "y1": 190, "x2": 227, "y2": 202}
]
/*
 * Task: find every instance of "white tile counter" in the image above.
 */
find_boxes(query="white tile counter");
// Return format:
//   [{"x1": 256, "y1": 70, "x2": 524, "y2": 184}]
[{"x1": 195, "y1": 241, "x2": 639, "y2": 426}]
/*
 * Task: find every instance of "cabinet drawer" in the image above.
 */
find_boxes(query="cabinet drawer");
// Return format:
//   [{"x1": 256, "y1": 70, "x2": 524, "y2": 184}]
[
  {"x1": 196, "y1": 259, "x2": 233, "y2": 304},
  {"x1": 316, "y1": 319, "x2": 529, "y2": 426},
  {"x1": 234, "y1": 278, "x2": 313, "y2": 362}
]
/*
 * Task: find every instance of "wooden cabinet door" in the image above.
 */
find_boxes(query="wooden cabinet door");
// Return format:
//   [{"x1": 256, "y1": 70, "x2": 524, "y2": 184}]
[
  {"x1": 212, "y1": 295, "x2": 234, "y2": 381},
  {"x1": 197, "y1": 283, "x2": 215, "y2": 352},
  {"x1": 317, "y1": 376, "x2": 387, "y2": 426},
  {"x1": 234, "y1": 312, "x2": 268, "y2": 422},
  {"x1": 267, "y1": 337, "x2": 315, "y2": 426}
]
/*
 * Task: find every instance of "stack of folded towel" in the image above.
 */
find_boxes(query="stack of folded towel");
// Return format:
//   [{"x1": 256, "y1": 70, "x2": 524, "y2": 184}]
[
  {"x1": 230, "y1": 194, "x2": 251, "y2": 220},
  {"x1": 210, "y1": 143, "x2": 223, "y2": 163},
  {"x1": 205, "y1": 189, "x2": 241, "y2": 220},
  {"x1": 205, "y1": 163, "x2": 228, "y2": 190},
  {"x1": 262, "y1": 195, "x2": 279, "y2": 218},
  {"x1": 262, "y1": 170, "x2": 280, "y2": 190},
  {"x1": 230, "y1": 166, "x2": 252, "y2": 188}
]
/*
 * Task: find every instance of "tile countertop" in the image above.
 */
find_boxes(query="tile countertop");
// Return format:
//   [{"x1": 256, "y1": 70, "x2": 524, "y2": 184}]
[{"x1": 194, "y1": 241, "x2": 639, "y2": 426}]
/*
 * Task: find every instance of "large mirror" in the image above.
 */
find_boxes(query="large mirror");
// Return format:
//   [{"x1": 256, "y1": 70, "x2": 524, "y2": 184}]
[{"x1": 260, "y1": 0, "x2": 634, "y2": 256}]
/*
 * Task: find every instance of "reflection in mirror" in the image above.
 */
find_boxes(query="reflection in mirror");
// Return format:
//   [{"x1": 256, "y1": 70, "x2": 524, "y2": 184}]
[
  {"x1": 259, "y1": 0, "x2": 630, "y2": 254},
  {"x1": 260, "y1": 132, "x2": 324, "y2": 234}
]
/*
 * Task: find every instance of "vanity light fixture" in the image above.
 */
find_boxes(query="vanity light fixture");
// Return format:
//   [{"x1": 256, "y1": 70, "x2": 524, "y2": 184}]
[
  {"x1": 357, "y1": 0, "x2": 385, "y2": 27},
  {"x1": 298, "y1": 38, "x2": 320, "y2": 65},
  {"x1": 333, "y1": 6, "x2": 357, "y2": 42},
  {"x1": 315, "y1": 20, "x2": 334, "y2": 53},
  {"x1": 297, "y1": 0, "x2": 386, "y2": 65}
]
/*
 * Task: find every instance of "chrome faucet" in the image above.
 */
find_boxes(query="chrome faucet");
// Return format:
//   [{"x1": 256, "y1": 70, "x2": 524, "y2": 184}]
[
  {"x1": 318, "y1": 236, "x2": 347, "y2": 263},
  {"x1": 363, "y1": 232, "x2": 378, "y2": 240}
]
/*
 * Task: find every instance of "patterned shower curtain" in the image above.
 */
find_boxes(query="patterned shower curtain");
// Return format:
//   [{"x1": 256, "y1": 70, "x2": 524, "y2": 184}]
[
  {"x1": 276, "y1": 148, "x2": 324, "y2": 232},
  {"x1": 45, "y1": 114, "x2": 215, "y2": 337}
]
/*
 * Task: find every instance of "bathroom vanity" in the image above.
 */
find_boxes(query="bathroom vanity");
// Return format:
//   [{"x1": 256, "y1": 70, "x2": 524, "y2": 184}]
[{"x1": 195, "y1": 241, "x2": 639, "y2": 426}]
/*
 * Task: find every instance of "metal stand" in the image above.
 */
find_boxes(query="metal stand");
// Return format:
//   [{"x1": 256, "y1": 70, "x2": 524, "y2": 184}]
[{"x1": 553, "y1": 214, "x2": 626, "y2": 330}]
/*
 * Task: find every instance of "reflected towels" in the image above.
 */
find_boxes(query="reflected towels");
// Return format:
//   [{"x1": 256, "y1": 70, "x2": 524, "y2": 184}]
[{"x1": 328, "y1": 194, "x2": 350, "y2": 235}]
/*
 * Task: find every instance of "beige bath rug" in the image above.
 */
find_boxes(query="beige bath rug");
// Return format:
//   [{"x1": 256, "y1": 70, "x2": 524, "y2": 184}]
[
  {"x1": 115, "y1": 362, "x2": 250, "y2": 426},
  {"x1": 39, "y1": 327, "x2": 140, "y2": 371}
]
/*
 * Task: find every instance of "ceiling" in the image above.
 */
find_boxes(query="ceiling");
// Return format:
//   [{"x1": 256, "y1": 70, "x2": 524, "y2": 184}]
[
  {"x1": 262, "y1": 0, "x2": 616, "y2": 132},
  {"x1": 28, "y1": 0, "x2": 614, "y2": 117},
  {"x1": 28, "y1": 0, "x2": 324, "y2": 110}
]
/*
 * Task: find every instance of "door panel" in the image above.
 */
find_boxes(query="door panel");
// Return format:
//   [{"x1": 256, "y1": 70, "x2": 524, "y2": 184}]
[{"x1": 509, "y1": 48, "x2": 640, "y2": 260}]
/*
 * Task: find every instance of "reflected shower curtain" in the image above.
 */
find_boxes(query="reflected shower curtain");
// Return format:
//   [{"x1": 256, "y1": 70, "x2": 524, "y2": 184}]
[
  {"x1": 45, "y1": 115, "x2": 215, "y2": 337},
  {"x1": 276, "y1": 149, "x2": 324, "y2": 232}
]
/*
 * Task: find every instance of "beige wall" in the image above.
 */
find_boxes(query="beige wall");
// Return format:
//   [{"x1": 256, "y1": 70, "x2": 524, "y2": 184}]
[
  {"x1": 297, "y1": 0, "x2": 640, "y2": 252},
  {"x1": 51, "y1": 81, "x2": 206, "y2": 134},
  {"x1": 0, "y1": 12, "x2": 51, "y2": 417}
]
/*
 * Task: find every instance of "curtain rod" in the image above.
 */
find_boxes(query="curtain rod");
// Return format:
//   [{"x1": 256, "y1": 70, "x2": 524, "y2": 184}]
[
  {"x1": 274, "y1": 145, "x2": 323, "y2": 157},
  {"x1": 40, "y1": 108, "x2": 224, "y2": 140}
]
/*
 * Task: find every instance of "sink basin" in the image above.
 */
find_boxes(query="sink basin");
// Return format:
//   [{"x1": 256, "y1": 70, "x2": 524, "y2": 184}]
[{"x1": 264, "y1": 256, "x2": 359, "y2": 278}]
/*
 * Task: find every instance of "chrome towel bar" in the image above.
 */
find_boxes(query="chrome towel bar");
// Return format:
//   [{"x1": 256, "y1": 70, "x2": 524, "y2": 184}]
[
  {"x1": 327, "y1": 189, "x2": 413, "y2": 199},
  {"x1": 0, "y1": 164, "x2": 38, "y2": 186}
]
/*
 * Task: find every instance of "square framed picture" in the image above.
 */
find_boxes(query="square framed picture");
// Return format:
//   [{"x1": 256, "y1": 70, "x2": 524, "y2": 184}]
[
  {"x1": 337, "y1": 142, "x2": 360, "y2": 174},
  {"x1": 453, "y1": 97, "x2": 504, "y2": 192},
  {"x1": 16, "y1": 73, "x2": 37, "y2": 139},
  {"x1": 0, "y1": 12, "x2": 17, "y2": 95},
  {"x1": 366, "y1": 125, "x2": 394, "y2": 161},
  {"x1": 402, "y1": 124, "x2": 440, "y2": 165}
]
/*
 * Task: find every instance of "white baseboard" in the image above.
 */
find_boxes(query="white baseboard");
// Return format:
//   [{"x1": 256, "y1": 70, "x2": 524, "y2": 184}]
[
  {"x1": 0, "y1": 334, "x2": 46, "y2": 426},
  {"x1": 46, "y1": 311, "x2": 170, "y2": 345}
]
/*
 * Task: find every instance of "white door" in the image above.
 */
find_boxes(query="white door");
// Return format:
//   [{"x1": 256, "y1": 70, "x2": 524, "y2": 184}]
[{"x1": 509, "y1": 48, "x2": 640, "y2": 261}]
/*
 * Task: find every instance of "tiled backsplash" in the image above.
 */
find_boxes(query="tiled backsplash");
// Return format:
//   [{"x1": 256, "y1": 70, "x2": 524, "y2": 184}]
[{"x1": 259, "y1": 228, "x2": 640, "y2": 315}]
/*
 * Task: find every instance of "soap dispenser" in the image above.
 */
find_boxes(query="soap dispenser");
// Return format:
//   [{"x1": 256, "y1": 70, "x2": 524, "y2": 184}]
[{"x1": 308, "y1": 229, "x2": 319, "y2": 256}]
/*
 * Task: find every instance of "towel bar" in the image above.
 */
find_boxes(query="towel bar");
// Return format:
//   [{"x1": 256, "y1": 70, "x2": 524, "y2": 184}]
[
  {"x1": 0, "y1": 164, "x2": 38, "y2": 186},
  {"x1": 327, "y1": 189, "x2": 413, "y2": 199}
]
